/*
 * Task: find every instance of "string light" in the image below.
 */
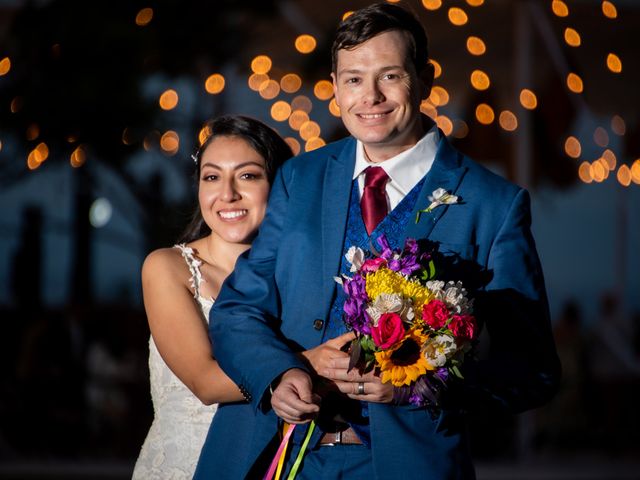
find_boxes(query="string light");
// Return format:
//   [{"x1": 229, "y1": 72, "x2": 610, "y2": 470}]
[
  {"x1": 475, "y1": 104, "x2": 495, "y2": 125},
  {"x1": 499, "y1": 111, "x2": 518, "y2": 131},
  {"x1": 295, "y1": 35, "x2": 317, "y2": 54},
  {"x1": 135, "y1": 8, "x2": 153, "y2": 26},
  {"x1": 607, "y1": 53, "x2": 622, "y2": 73},
  {"x1": 205, "y1": 74, "x2": 225, "y2": 94},
  {"x1": 159, "y1": 89, "x2": 178, "y2": 110},
  {"x1": 0, "y1": 57, "x2": 10, "y2": 76},
  {"x1": 448, "y1": 7, "x2": 469, "y2": 26}
]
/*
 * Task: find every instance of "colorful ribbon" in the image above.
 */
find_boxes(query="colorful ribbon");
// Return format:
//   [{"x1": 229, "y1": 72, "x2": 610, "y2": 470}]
[{"x1": 263, "y1": 421, "x2": 316, "y2": 480}]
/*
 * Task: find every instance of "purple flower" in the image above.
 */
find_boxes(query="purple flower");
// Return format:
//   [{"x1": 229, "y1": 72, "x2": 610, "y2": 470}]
[{"x1": 376, "y1": 235, "x2": 394, "y2": 260}]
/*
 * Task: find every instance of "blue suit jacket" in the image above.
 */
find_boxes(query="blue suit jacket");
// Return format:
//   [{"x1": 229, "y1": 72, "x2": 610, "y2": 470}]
[{"x1": 195, "y1": 133, "x2": 560, "y2": 479}]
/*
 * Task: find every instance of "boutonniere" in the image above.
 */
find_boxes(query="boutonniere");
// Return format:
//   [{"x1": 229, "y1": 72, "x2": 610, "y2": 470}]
[{"x1": 415, "y1": 188, "x2": 460, "y2": 223}]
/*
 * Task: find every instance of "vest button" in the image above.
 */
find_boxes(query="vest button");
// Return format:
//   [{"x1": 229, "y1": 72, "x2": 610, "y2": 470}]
[{"x1": 313, "y1": 319, "x2": 324, "y2": 330}]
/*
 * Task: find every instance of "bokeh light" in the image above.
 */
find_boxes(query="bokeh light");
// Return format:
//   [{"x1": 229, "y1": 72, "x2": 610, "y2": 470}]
[
  {"x1": 431, "y1": 59, "x2": 442, "y2": 79},
  {"x1": 475, "y1": 103, "x2": 495, "y2": 125},
  {"x1": 280, "y1": 73, "x2": 302, "y2": 93},
  {"x1": 70, "y1": 145, "x2": 86, "y2": 168},
  {"x1": 305, "y1": 137, "x2": 326, "y2": 152},
  {"x1": 498, "y1": 110, "x2": 518, "y2": 131},
  {"x1": 564, "y1": 28, "x2": 581, "y2": 47},
  {"x1": 314, "y1": 80, "x2": 334, "y2": 101},
  {"x1": 199, "y1": 125, "x2": 212, "y2": 146},
  {"x1": 466, "y1": 0, "x2": 484, "y2": 6},
  {"x1": 289, "y1": 110, "x2": 310, "y2": 130},
  {"x1": 578, "y1": 161, "x2": 593, "y2": 183},
  {"x1": 295, "y1": 35, "x2": 317, "y2": 54},
  {"x1": 26, "y1": 123, "x2": 40, "y2": 141},
  {"x1": 435, "y1": 115, "x2": 453, "y2": 136},
  {"x1": 420, "y1": 100, "x2": 437, "y2": 119},
  {"x1": 564, "y1": 136, "x2": 581, "y2": 158},
  {"x1": 429, "y1": 86, "x2": 449, "y2": 106},
  {"x1": 159, "y1": 89, "x2": 179, "y2": 110},
  {"x1": 271, "y1": 101, "x2": 292, "y2": 122},
  {"x1": 607, "y1": 53, "x2": 622, "y2": 73},
  {"x1": 0, "y1": 57, "x2": 10, "y2": 76},
  {"x1": 567, "y1": 73, "x2": 584, "y2": 93},
  {"x1": 611, "y1": 115, "x2": 626, "y2": 136},
  {"x1": 205, "y1": 74, "x2": 225, "y2": 94},
  {"x1": 259, "y1": 79, "x2": 280, "y2": 100},
  {"x1": 593, "y1": 127, "x2": 609, "y2": 148},
  {"x1": 251, "y1": 55, "x2": 272, "y2": 75},
  {"x1": 470, "y1": 70, "x2": 490, "y2": 90},
  {"x1": 285, "y1": 137, "x2": 301, "y2": 155},
  {"x1": 135, "y1": 7, "x2": 153, "y2": 26},
  {"x1": 466, "y1": 37, "x2": 486, "y2": 55},
  {"x1": 89, "y1": 198, "x2": 112, "y2": 228},
  {"x1": 10, "y1": 96, "x2": 23, "y2": 113},
  {"x1": 160, "y1": 131, "x2": 179, "y2": 155},
  {"x1": 631, "y1": 160, "x2": 640, "y2": 184},
  {"x1": 617, "y1": 164, "x2": 631, "y2": 186},
  {"x1": 342, "y1": 11, "x2": 354, "y2": 21},
  {"x1": 551, "y1": 0, "x2": 569, "y2": 17},
  {"x1": 453, "y1": 119, "x2": 469, "y2": 139},
  {"x1": 291, "y1": 95, "x2": 313, "y2": 113},
  {"x1": 329, "y1": 98, "x2": 341, "y2": 117},
  {"x1": 299, "y1": 121, "x2": 321, "y2": 141},
  {"x1": 422, "y1": 0, "x2": 442, "y2": 11},
  {"x1": 602, "y1": 1, "x2": 617, "y2": 19},
  {"x1": 248, "y1": 73, "x2": 269, "y2": 91},
  {"x1": 448, "y1": 7, "x2": 469, "y2": 26},
  {"x1": 592, "y1": 160, "x2": 607, "y2": 182},
  {"x1": 602, "y1": 149, "x2": 616, "y2": 170}
]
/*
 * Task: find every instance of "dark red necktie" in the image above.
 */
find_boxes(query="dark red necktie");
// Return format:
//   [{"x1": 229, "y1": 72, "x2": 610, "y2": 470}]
[{"x1": 361, "y1": 166, "x2": 389, "y2": 235}]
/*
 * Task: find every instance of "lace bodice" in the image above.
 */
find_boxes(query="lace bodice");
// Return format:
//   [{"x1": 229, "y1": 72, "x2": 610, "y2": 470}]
[{"x1": 133, "y1": 244, "x2": 217, "y2": 479}]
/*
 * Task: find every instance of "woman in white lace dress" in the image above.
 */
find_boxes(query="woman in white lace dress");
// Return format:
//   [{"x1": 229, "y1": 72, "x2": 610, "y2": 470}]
[{"x1": 132, "y1": 115, "x2": 293, "y2": 479}]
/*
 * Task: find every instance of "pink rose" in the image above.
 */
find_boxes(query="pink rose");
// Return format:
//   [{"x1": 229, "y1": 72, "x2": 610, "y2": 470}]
[
  {"x1": 371, "y1": 313, "x2": 405, "y2": 349},
  {"x1": 361, "y1": 257, "x2": 386, "y2": 273},
  {"x1": 449, "y1": 314, "x2": 477, "y2": 340},
  {"x1": 422, "y1": 300, "x2": 450, "y2": 329}
]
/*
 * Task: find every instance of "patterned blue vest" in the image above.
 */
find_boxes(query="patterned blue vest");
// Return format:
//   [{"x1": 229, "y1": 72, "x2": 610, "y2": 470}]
[{"x1": 313, "y1": 175, "x2": 426, "y2": 446}]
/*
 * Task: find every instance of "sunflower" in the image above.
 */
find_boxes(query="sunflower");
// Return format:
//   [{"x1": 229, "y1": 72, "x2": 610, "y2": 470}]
[{"x1": 375, "y1": 327, "x2": 431, "y2": 387}]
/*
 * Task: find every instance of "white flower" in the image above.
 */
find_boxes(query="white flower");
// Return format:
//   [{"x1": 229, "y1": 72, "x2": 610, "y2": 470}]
[
  {"x1": 427, "y1": 188, "x2": 459, "y2": 212},
  {"x1": 366, "y1": 293, "x2": 404, "y2": 326},
  {"x1": 345, "y1": 246, "x2": 365, "y2": 272},
  {"x1": 422, "y1": 334, "x2": 457, "y2": 367},
  {"x1": 443, "y1": 281, "x2": 473, "y2": 314}
]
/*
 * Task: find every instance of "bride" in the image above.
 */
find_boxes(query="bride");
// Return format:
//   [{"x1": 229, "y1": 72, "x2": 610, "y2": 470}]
[{"x1": 132, "y1": 115, "x2": 293, "y2": 479}]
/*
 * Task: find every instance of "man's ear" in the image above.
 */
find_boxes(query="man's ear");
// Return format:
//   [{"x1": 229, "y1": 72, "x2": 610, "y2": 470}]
[
  {"x1": 331, "y1": 72, "x2": 340, "y2": 107},
  {"x1": 419, "y1": 62, "x2": 435, "y2": 100}
]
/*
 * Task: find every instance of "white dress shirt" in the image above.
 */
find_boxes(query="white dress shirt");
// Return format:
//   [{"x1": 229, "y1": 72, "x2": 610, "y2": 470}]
[{"x1": 353, "y1": 125, "x2": 440, "y2": 212}]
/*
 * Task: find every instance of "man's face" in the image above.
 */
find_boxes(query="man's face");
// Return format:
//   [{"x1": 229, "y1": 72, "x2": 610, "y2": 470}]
[{"x1": 332, "y1": 30, "x2": 431, "y2": 162}]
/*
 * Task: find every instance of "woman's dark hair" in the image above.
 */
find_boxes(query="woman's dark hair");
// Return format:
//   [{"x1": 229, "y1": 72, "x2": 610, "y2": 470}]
[
  {"x1": 331, "y1": 2, "x2": 429, "y2": 75},
  {"x1": 177, "y1": 115, "x2": 293, "y2": 243}
]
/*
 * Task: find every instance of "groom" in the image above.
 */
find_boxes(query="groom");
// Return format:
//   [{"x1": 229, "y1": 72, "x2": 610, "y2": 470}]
[{"x1": 195, "y1": 3, "x2": 560, "y2": 478}]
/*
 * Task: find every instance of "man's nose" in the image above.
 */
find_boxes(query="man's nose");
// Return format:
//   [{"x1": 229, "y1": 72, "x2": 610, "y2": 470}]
[{"x1": 362, "y1": 78, "x2": 385, "y2": 105}]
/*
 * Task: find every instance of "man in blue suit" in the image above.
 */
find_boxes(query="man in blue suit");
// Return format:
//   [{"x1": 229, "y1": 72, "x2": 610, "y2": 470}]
[{"x1": 195, "y1": 3, "x2": 560, "y2": 478}]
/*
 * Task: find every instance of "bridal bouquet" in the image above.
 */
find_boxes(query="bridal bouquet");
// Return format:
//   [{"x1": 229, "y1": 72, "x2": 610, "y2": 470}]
[{"x1": 336, "y1": 235, "x2": 477, "y2": 408}]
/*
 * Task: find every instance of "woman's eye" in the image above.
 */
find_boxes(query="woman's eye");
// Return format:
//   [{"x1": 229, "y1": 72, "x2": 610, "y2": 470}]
[{"x1": 202, "y1": 174, "x2": 218, "y2": 181}]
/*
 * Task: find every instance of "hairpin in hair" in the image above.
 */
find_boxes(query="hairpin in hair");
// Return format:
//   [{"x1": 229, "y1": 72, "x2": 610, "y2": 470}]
[{"x1": 191, "y1": 153, "x2": 198, "y2": 164}]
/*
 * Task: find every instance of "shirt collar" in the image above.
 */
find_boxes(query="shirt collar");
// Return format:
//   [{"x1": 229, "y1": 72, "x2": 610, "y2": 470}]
[{"x1": 352, "y1": 125, "x2": 440, "y2": 194}]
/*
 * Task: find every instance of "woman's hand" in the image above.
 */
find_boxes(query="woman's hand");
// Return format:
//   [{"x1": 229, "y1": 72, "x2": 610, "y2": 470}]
[{"x1": 300, "y1": 331, "x2": 355, "y2": 374}]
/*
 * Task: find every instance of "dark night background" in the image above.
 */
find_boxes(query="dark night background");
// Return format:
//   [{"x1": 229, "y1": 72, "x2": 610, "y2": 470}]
[{"x1": 1, "y1": 0, "x2": 639, "y2": 478}]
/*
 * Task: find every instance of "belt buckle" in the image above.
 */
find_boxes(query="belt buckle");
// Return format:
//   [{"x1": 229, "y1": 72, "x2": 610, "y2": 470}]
[{"x1": 322, "y1": 430, "x2": 342, "y2": 447}]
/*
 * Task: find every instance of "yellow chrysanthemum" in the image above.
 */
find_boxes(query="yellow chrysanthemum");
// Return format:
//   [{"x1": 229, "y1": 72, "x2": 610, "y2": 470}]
[
  {"x1": 365, "y1": 267, "x2": 433, "y2": 311},
  {"x1": 375, "y1": 327, "x2": 431, "y2": 387}
]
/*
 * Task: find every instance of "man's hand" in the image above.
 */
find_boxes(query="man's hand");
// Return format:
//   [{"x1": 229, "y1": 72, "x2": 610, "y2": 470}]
[
  {"x1": 270, "y1": 368, "x2": 321, "y2": 424},
  {"x1": 320, "y1": 356, "x2": 393, "y2": 404}
]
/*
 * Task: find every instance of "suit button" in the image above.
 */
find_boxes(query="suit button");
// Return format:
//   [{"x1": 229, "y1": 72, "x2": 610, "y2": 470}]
[{"x1": 313, "y1": 319, "x2": 324, "y2": 330}]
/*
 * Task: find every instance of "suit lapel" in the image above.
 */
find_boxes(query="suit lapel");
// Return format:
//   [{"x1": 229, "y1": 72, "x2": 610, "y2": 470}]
[
  {"x1": 320, "y1": 138, "x2": 356, "y2": 313},
  {"x1": 404, "y1": 134, "x2": 468, "y2": 240}
]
